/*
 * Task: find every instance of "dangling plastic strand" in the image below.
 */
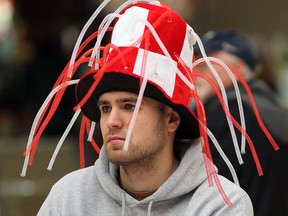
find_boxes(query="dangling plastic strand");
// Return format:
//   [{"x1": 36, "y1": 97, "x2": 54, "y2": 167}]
[
  {"x1": 90, "y1": 13, "x2": 121, "y2": 69},
  {"x1": 192, "y1": 91, "x2": 217, "y2": 186},
  {"x1": 68, "y1": 0, "x2": 112, "y2": 77},
  {"x1": 123, "y1": 25, "x2": 152, "y2": 152},
  {"x1": 79, "y1": 115, "x2": 86, "y2": 168},
  {"x1": 24, "y1": 49, "x2": 99, "y2": 166},
  {"x1": 91, "y1": 12, "x2": 123, "y2": 68},
  {"x1": 22, "y1": 80, "x2": 79, "y2": 164},
  {"x1": 47, "y1": 109, "x2": 81, "y2": 170},
  {"x1": 193, "y1": 94, "x2": 232, "y2": 206},
  {"x1": 23, "y1": 32, "x2": 103, "y2": 166},
  {"x1": 22, "y1": 44, "x2": 99, "y2": 176},
  {"x1": 174, "y1": 37, "x2": 241, "y2": 205},
  {"x1": 193, "y1": 57, "x2": 247, "y2": 154},
  {"x1": 173, "y1": 51, "x2": 216, "y2": 188},
  {"x1": 175, "y1": 51, "x2": 220, "y2": 188},
  {"x1": 193, "y1": 71, "x2": 264, "y2": 176},
  {"x1": 230, "y1": 66, "x2": 279, "y2": 151},
  {"x1": 123, "y1": 76, "x2": 148, "y2": 151},
  {"x1": 85, "y1": 120, "x2": 101, "y2": 153},
  {"x1": 207, "y1": 57, "x2": 246, "y2": 153},
  {"x1": 21, "y1": 79, "x2": 79, "y2": 176},
  {"x1": 193, "y1": 34, "x2": 243, "y2": 163},
  {"x1": 190, "y1": 70, "x2": 243, "y2": 184},
  {"x1": 174, "y1": 53, "x2": 216, "y2": 186},
  {"x1": 207, "y1": 127, "x2": 239, "y2": 185},
  {"x1": 193, "y1": 33, "x2": 244, "y2": 165},
  {"x1": 88, "y1": 121, "x2": 96, "y2": 141}
]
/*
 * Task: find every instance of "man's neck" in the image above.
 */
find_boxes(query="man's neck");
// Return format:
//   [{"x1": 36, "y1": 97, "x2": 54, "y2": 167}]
[{"x1": 118, "y1": 154, "x2": 179, "y2": 200}]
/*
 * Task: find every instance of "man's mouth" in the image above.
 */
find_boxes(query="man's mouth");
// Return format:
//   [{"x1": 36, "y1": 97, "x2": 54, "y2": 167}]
[{"x1": 107, "y1": 136, "x2": 125, "y2": 144}]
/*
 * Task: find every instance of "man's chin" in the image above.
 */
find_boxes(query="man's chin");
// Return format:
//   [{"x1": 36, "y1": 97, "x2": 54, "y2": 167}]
[
  {"x1": 105, "y1": 141, "x2": 124, "y2": 151},
  {"x1": 106, "y1": 147, "x2": 127, "y2": 160},
  {"x1": 107, "y1": 153, "x2": 129, "y2": 165}
]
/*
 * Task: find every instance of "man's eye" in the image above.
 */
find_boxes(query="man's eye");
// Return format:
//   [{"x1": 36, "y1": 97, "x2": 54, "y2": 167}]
[
  {"x1": 124, "y1": 104, "x2": 135, "y2": 111},
  {"x1": 100, "y1": 106, "x2": 111, "y2": 113}
]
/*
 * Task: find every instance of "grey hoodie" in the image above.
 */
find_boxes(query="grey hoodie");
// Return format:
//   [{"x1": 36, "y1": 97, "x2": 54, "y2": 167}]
[{"x1": 37, "y1": 139, "x2": 253, "y2": 215}]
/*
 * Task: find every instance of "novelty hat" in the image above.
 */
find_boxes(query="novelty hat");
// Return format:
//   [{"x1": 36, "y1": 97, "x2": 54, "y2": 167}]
[{"x1": 76, "y1": 2, "x2": 200, "y2": 139}]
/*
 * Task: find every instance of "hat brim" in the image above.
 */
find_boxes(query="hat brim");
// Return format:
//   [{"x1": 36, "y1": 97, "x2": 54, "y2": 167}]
[{"x1": 76, "y1": 71, "x2": 199, "y2": 139}]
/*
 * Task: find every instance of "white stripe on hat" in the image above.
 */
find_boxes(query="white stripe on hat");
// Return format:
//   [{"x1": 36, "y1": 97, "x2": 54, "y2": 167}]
[
  {"x1": 111, "y1": 6, "x2": 148, "y2": 47},
  {"x1": 179, "y1": 25, "x2": 195, "y2": 70},
  {"x1": 133, "y1": 48, "x2": 177, "y2": 97}
]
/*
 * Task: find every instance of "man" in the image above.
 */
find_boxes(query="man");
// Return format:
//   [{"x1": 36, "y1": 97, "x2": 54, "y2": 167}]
[
  {"x1": 32, "y1": 2, "x2": 254, "y2": 215},
  {"x1": 193, "y1": 30, "x2": 288, "y2": 216}
]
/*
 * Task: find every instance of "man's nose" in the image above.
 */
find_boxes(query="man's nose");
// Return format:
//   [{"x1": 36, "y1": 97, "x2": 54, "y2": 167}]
[{"x1": 106, "y1": 109, "x2": 124, "y2": 129}]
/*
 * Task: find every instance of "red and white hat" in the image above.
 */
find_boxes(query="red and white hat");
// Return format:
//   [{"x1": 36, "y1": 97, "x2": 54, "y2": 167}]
[{"x1": 76, "y1": 2, "x2": 199, "y2": 139}]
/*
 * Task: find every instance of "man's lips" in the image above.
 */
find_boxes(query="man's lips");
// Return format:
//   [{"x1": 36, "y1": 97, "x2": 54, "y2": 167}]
[{"x1": 107, "y1": 136, "x2": 125, "y2": 144}]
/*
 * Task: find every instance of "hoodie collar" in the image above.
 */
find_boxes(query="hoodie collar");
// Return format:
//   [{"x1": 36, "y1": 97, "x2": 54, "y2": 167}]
[{"x1": 96, "y1": 138, "x2": 209, "y2": 203}]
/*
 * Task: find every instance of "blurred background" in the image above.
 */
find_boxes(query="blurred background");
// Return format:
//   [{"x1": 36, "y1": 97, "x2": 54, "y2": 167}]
[{"x1": 1, "y1": 0, "x2": 288, "y2": 215}]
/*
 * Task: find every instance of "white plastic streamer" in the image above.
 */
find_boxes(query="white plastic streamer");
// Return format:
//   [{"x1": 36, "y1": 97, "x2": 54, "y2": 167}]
[
  {"x1": 192, "y1": 33, "x2": 244, "y2": 165},
  {"x1": 68, "y1": 0, "x2": 111, "y2": 77},
  {"x1": 193, "y1": 57, "x2": 247, "y2": 154},
  {"x1": 206, "y1": 126, "x2": 239, "y2": 185},
  {"x1": 47, "y1": 108, "x2": 81, "y2": 170},
  {"x1": 21, "y1": 79, "x2": 79, "y2": 177},
  {"x1": 88, "y1": 121, "x2": 96, "y2": 141},
  {"x1": 91, "y1": 13, "x2": 122, "y2": 69},
  {"x1": 123, "y1": 76, "x2": 148, "y2": 151}
]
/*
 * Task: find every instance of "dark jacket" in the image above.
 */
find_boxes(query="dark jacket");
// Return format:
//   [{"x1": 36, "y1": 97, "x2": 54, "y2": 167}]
[{"x1": 204, "y1": 78, "x2": 288, "y2": 216}]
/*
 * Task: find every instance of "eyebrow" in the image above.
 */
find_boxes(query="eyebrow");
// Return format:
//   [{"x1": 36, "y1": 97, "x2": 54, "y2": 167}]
[{"x1": 97, "y1": 97, "x2": 138, "y2": 106}]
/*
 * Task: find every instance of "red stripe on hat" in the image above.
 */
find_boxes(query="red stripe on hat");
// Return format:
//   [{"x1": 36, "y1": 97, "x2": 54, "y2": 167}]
[{"x1": 139, "y1": 7, "x2": 187, "y2": 64}]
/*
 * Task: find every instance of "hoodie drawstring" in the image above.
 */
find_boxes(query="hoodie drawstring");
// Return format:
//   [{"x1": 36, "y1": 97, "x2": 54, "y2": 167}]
[
  {"x1": 121, "y1": 192, "x2": 126, "y2": 216},
  {"x1": 146, "y1": 200, "x2": 154, "y2": 216},
  {"x1": 121, "y1": 191, "x2": 154, "y2": 216}
]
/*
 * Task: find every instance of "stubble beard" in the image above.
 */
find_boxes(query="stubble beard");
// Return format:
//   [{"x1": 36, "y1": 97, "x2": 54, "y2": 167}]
[{"x1": 105, "y1": 119, "x2": 167, "y2": 172}]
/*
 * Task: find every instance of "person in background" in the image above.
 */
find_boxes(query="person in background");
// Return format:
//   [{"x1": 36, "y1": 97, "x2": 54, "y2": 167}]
[
  {"x1": 193, "y1": 29, "x2": 288, "y2": 216},
  {"x1": 34, "y1": 3, "x2": 254, "y2": 215}
]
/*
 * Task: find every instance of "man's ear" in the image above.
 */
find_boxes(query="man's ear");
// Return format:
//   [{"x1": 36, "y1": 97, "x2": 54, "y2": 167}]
[{"x1": 167, "y1": 109, "x2": 181, "y2": 133}]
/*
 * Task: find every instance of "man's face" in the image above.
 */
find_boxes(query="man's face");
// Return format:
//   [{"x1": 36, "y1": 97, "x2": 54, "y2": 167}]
[{"x1": 97, "y1": 91, "x2": 170, "y2": 165}]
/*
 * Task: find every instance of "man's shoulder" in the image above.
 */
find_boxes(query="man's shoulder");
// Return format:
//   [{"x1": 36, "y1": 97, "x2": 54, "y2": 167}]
[
  {"x1": 198, "y1": 174, "x2": 249, "y2": 197},
  {"x1": 186, "y1": 174, "x2": 253, "y2": 215},
  {"x1": 53, "y1": 166, "x2": 97, "y2": 189},
  {"x1": 199, "y1": 174, "x2": 252, "y2": 209}
]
